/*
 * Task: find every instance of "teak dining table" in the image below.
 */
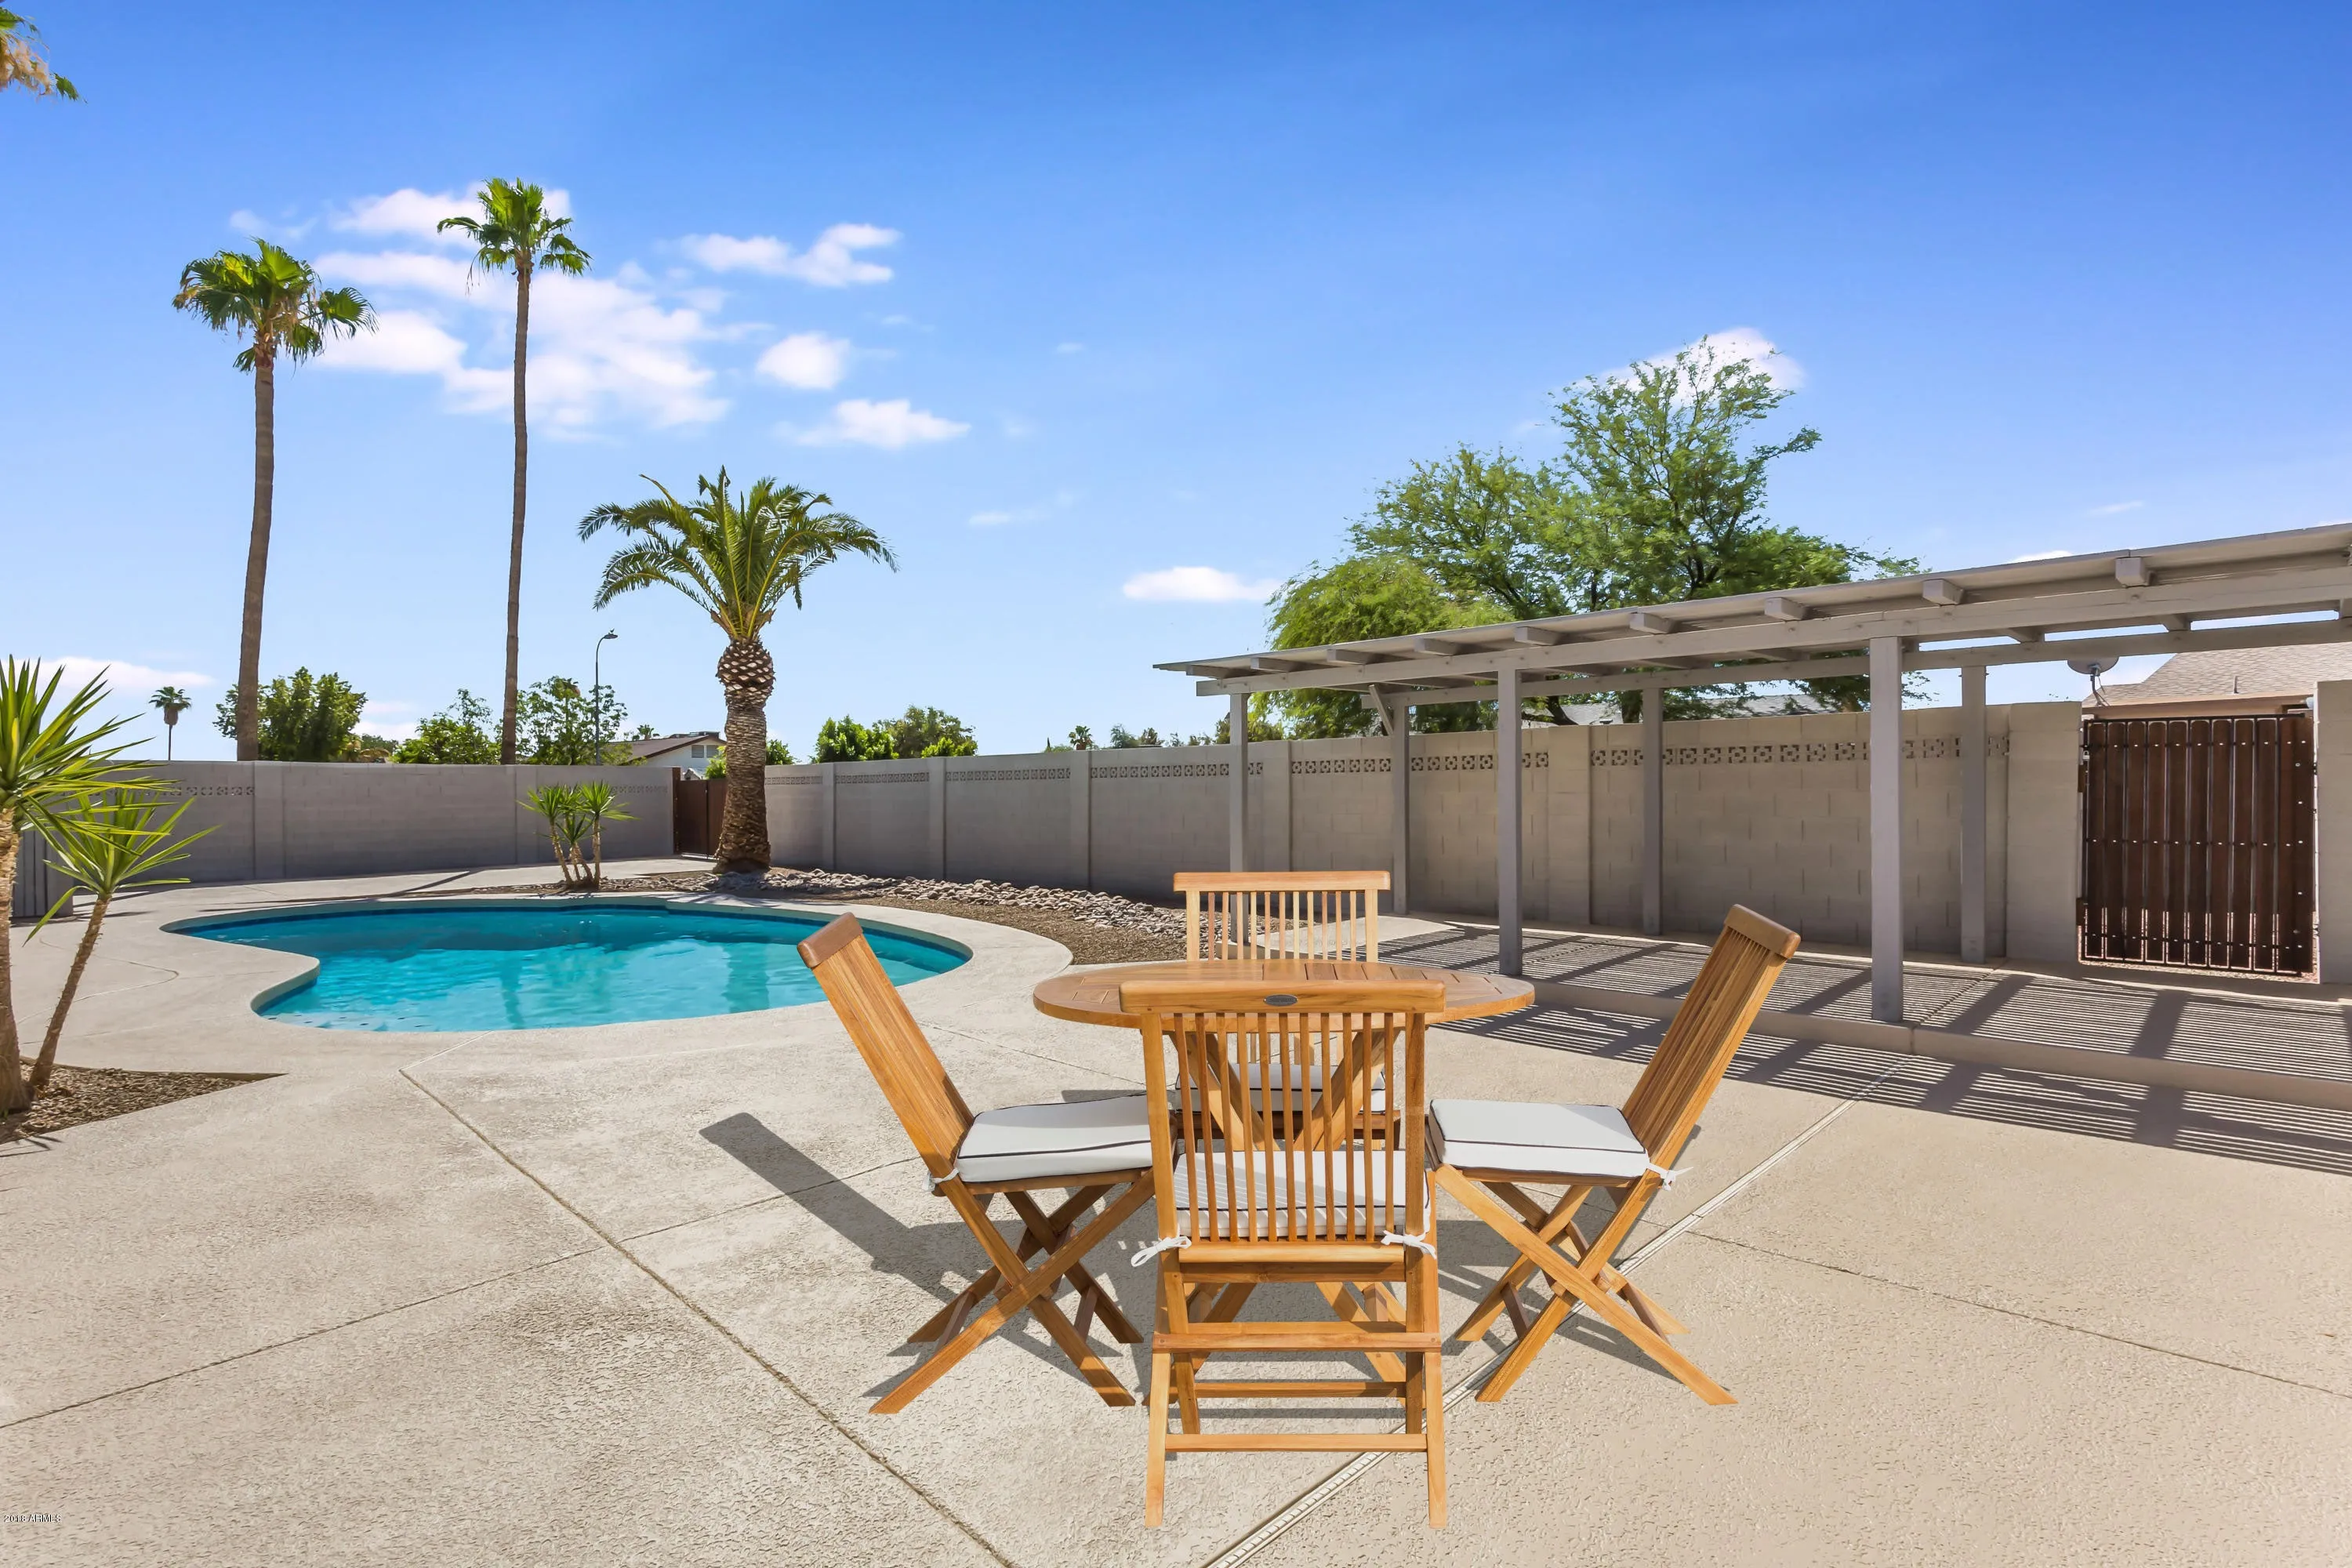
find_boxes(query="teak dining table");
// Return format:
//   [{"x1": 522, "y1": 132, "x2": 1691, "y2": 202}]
[{"x1": 1033, "y1": 957, "x2": 1534, "y2": 1029}]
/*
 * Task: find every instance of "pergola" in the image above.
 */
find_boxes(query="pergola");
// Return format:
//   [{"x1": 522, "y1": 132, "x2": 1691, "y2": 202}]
[{"x1": 1160, "y1": 522, "x2": 2352, "y2": 1022}]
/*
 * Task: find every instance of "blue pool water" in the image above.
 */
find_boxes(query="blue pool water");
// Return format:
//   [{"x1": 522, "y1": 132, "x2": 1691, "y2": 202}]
[{"x1": 176, "y1": 902, "x2": 967, "y2": 1033}]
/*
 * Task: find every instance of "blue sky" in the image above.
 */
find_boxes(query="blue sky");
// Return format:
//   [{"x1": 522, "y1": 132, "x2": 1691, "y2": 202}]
[{"x1": 9, "y1": 2, "x2": 2350, "y2": 758}]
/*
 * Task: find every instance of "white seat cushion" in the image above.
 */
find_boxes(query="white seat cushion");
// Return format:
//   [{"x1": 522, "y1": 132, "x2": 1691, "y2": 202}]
[
  {"x1": 954, "y1": 1094, "x2": 1154, "y2": 1185},
  {"x1": 1427, "y1": 1099, "x2": 1650, "y2": 1181},
  {"x1": 1242, "y1": 1061, "x2": 1387, "y2": 1112}
]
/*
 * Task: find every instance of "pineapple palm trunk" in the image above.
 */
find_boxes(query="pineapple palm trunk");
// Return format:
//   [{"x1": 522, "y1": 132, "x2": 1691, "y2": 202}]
[
  {"x1": 499, "y1": 260, "x2": 532, "y2": 766},
  {"x1": 0, "y1": 814, "x2": 25, "y2": 1112},
  {"x1": 237, "y1": 350, "x2": 277, "y2": 762},
  {"x1": 713, "y1": 637, "x2": 774, "y2": 873},
  {"x1": 31, "y1": 891, "x2": 107, "y2": 1094}
]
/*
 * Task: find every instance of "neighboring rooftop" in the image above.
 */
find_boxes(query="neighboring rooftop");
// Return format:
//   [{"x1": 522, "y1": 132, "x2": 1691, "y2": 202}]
[
  {"x1": 2101, "y1": 643, "x2": 2352, "y2": 705},
  {"x1": 630, "y1": 730, "x2": 724, "y2": 768}
]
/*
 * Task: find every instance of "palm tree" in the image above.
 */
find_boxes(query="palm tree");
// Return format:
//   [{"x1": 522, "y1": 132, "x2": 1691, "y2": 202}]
[
  {"x1": 151, "y1": 685, "x2": 190, "y2": 760},
  {"x1": 438, "y1": 180, "x2": 591, "y2": 765},
  {"x1": 173, "y1": 241, "x2": 372, "y2": 761},
  {"x1": 579, "y1": 471, "x2": 894, "y2": 873},
  {"x1": 0, "y1": 7, "x2": 78, "y2": 99}
]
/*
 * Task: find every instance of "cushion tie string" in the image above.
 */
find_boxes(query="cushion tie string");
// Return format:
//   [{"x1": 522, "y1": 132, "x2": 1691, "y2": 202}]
[
  {"x1": 925, "y1": 1163, "x2": 960, "y2": 1192},
  {"x1": 1130, "y1": 1236, "x2": 1192, "y2": 1267},
  {"x1": 1381, "y1": 1231, "x2": 1436, "y2": 1256},
  {"x1": 1645, "y1": 1162, "x2": 1687, "y2": 1189}
]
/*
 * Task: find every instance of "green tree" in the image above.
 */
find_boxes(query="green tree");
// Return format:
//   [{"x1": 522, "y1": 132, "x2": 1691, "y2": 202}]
[
  {"x1": 518, "y1": 676, "x2": 630, "y2": 764},
  {"x1": 815, "y1": 715, "x2": 896, "y2": 762},
  {"x1": 581, "y1": 470, "x2": 895, "y2": 871},
  {"x1": 1065, "y1": 724, "x2": 1095, "y2": 751},
  {"x1": 883, "y1": 706, "x2": 977, "y2": 758},
  {"x1": 31, "y1": 794, "x2": 208, "y2": 1093},
  {"x1": 211, "y1": 668, "x2": 365, "y2": 761},
  {"x1": 174, "y1": 242, "x2": 372, "y2": 760},
  {"x1": 0, "y1": 8, "x2": 76, "y2": 99},
  {"x1": 1264, "y1": 555, "x2": 1508, "y2": 736},
  {"x1": 0, "y1": 661, "x2": 144, "y2": 1113},
  {"x1": 765, "y1": 739, "x2": 795, "y2": 766},
  {"x1": 150, "y1": 685, "x2": 191, "y2": 761},
  {"x1": 394, "y1": 689, "x2": 499, "y2": 764},
  {"x1": 1107, "y1": 724, "x2": 1163, "y2": 749},
  {"x1": 438, "y1": 180, "x2": 593, "y2": 765}
]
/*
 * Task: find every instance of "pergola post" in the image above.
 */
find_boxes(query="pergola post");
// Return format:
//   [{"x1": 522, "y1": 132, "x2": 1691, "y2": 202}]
[
  {"x1": 1960, "y1": 662, "x2": 1987, "y2": 964},
  {"x1": 1229, "y1": 691, "x2": 1249, "y2": 871},
  {"x1": 1497, "y1": 666, "x2": 1523, "y2": 976},
  {"x1": 1870, "y1": 636, "x2": 1906, "y2": 1022},
  {"x1": 1388, "y1": 694, "x2": 1412, "y2": 915},
  {"x1": 1641, "y1": 686, "x2": 1664, "y2": 936}
]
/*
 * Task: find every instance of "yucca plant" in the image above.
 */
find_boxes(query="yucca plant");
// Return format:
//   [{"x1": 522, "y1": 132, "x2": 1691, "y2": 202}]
[
  {"x1": 580, "y1": 469, "x2": 893, "y2": 873},
  {"x1": 31, "y1": 794, "x2": 209, "y2": 1093},
  {"x1": 572, "y1": 780, "x2": 631, "y2": 888},
  {"x1": 0, "y1": 660, "x2": 145, "y2": 1113},
  {"x1": 523, "y1": 784, "x2": 592, "y2": 888}
]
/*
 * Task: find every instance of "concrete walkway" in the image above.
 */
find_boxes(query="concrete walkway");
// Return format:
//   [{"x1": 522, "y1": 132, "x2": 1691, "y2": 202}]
[{"x1": 5, "y1": 873, "x2": 2350, "y2": 1564}]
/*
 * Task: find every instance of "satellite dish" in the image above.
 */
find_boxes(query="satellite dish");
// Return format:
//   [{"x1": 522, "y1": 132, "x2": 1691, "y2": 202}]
[{"x1": 2067, "y1": 656, "x2": 2120, "y2": 677}]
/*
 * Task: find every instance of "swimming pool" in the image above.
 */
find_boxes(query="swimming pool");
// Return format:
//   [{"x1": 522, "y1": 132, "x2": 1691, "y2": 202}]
[{"x1": 169, "y1": 899, "x2": 968, "y2": 1033}]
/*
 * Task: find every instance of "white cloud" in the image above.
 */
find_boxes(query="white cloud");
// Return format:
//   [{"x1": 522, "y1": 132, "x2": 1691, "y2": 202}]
[
  {"x1": 2087, "y1": 499, "x2": 2145, "y2": 517},
  {"x1": 1635, "y1": 326, "x2": 1802, "y2": 390},
  {"x1": 794, "y1": 397, "x2": 967, "y2": 448},
  {"x1": 1055, "y1": 341, "x2": 1085, "y2": 354},
  {"x1": 318, "y1": 249, "x2": 476, "y2": 299},
  {"x1": 43, "y1": 657, "x2": 214, "y2": 694},
  {"x1": 756, "y1": 331, "x2": 852, "y2": 390},
  {"x1": 332, "y1": 188, "x2": 481, "y2": 245},
  {"x1": 681, "y1": 223, "x2": 899, "y2": 285},
  {"x1": 319, "y1": 309, "x2": 507, "y2": 412},
  {"x1": 228, "y1": 209, "x2": 314, "y2": 241},
  {"x1": 1122, "y1": 566, "x2": 1279, "y2": 603}
]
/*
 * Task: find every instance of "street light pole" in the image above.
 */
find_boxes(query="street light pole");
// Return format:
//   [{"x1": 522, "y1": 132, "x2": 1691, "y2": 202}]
[{"x1": 593, "y1": 630, "x2": 617, "y2": 764}]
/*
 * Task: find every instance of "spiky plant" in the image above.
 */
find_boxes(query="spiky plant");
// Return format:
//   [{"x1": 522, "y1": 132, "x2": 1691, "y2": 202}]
[
  {"x1": 173, "y1": 241, "x2": 372, "y2": 760},
  {"x1": 31, "y1": 794, "x2": 208, "y2": 1093},
  {"x1": 579, "y1": 470, "x2": 894, "y2": 873},
  {"x1": 438, "y1": 180, "x2": 592, "y2": 765},
  {"x1": 0, "y1": 661, "x2": 144, "y2": 1113}
]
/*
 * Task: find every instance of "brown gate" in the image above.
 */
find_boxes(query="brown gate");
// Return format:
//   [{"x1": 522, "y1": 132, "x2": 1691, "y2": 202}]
[
  {"x1": 2078, "y1": 712, "x2": 2314, "y2": 975},
  {"x1": 673, "y1": 773, "x2": 727, "y2": 858}
]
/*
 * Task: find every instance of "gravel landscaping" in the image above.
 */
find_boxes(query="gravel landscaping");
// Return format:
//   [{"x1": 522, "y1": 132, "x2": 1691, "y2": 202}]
[{"x1": 1, "y1": 1063, "x2": 277, "y2": 1142}]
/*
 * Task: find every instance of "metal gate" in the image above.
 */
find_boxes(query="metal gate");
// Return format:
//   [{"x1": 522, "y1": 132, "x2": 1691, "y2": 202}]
[
  {"x1": 672, "y1": 773, "x2": 726, "y2": 858},
  {"x1": 2078, "y1": 712, "x2": 2314, "y2": 975}
]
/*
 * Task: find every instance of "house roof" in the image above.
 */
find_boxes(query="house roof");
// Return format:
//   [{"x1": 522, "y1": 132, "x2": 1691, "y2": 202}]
[
  {"x1": 628, "y1": 731, "x2": 723, "y2": 759},
  {"x1": 2100, "y1": 643, "x2": 2352, "y2": 704}
]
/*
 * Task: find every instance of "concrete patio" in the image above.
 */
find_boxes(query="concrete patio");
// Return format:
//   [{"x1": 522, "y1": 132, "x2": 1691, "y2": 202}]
[{"x1": 5, "y1": 868, "x2": 2350, "y2": 1565}]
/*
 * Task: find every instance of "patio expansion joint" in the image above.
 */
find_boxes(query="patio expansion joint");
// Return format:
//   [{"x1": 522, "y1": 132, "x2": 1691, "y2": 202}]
[
  {"x1": 1684, "y1": 1230, "x2": 2352, "y2": 1403},
  {"x1": 0, "y1": 1242, "x2": 605, "y2": 1432},
  {"x1": 392, "y1": 1062, "x2": 1021, "y2": 1568}
]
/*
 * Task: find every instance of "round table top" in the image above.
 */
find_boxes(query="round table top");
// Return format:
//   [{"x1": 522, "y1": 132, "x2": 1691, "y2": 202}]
[{"x1": 1033, "y1": 958, "x2": 1535, "y2": 1028}]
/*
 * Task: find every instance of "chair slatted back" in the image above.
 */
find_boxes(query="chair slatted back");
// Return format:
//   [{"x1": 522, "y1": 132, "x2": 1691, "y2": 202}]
[
  {"x1": 798, "y1": 913, "x2": 973, "y2": 1179},
  {"x1": 1174, "y1": 870, "x2": 1391, "y2": 963},
  {"x1": 1619, "y1": 904, "x2": 1800, "y2": 1167},
  {"x1": 1123, "y1": 978, "x2": 1443, "y2": 1246}
]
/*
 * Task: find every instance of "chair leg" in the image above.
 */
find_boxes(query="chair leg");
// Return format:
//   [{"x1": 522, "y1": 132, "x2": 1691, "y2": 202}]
[
  {"x1": 1005, "y1": 1189, "x2": 1145, "y2": 1344},
  {"x1": 1456, "y1": 1183, "x2": 1595, "y2": 1341},
  {"x1": 874, "y1": 1179, "x2": 1152, "y2": 1414},
  {"x1": 906, "y1": 1185, "x2": 1102, "y2": 1344},
  {"x1": 1423, "y1": 1346, "x2": 1448, "y2": 1528},
  {"x1": 1145, "y1": 1349, "x2": 1172, "y2": 1527},
  {"x1": 1437, "y1": 1168, "x2": 1733, "y2": 1408}
]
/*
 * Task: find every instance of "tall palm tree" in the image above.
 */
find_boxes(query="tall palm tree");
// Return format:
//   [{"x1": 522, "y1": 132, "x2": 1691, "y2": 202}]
[
  {"x1": 579, "y1": 471, "x2": 894, "y2": 873},
  {"x1": 173, "y1": 241, "x2": 372, "y2": 760},
  {"x1": 438, "y1": 180, "x2": 591, "y2": 765},
  {"x1": 150, "y1": 685, "x2": 189, "y2": 760}
]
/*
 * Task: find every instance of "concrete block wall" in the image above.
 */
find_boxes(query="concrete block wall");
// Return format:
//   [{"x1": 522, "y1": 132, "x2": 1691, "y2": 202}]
[
  {"x1": 154, "y1": 762, "x2": 673, "y2": 884},
  {"x1": 794, "y1": 699, "x2": 2078, "y2": 960}
]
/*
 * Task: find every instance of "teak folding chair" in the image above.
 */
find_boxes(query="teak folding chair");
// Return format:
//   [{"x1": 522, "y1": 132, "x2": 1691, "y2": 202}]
[
  {"x1": 1431, "y1": 904, "x2": 1800, "y2": 1406},
  {"x1": 798, "y1": 914, "x2": 1156, "y2": 1414},
  {"x1": 1124, "y1": 976, "x2": 1450, "y2": 1528},
  {"x1": 1174, "y1": 869, "x2": 1390, "y2": 961}
]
